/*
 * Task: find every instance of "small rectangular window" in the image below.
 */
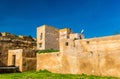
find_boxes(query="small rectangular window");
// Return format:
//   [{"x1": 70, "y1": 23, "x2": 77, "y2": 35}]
[
  {"x1": 86, "y1": 41, "x2": 90, "y2": 44},
  {"x1": 65, "y1": 42, "x2": 68, "y2": 46},
  {"x1": 67, "y1": 35, "x2": 69, "y2": 39},
  {"x1": 12, "y1": 55, "x2": 16, "y2": 66},
  {"x1": 39, "y1": 43, "x2": 42, "y2": 47},
  {"x1": 40, "y1": 33, "x2": 43, "y2": 40}
]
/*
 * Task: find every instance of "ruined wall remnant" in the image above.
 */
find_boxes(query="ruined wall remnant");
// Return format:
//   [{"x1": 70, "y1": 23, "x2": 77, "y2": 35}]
[
  {"x1": 22, "y1": 58, "x2": 36, "y2": 72},
  {"x1": 0, "y1": 42, "x2": 11, "y2": 67},
  {"x1": 8, "y1": 49, "x2": 23, "y2": 71},
  {"x1": 0, "y1": 32, "x2": 36, "y2": 67},
  {"x1": 8, "y1": 49, "x2": 36, "y2": 72}
]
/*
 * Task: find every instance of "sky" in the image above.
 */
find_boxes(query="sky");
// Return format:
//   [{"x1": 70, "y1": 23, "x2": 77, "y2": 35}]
[{"x1": 0, "y1": 0, "x2": 120, "y2": 38}]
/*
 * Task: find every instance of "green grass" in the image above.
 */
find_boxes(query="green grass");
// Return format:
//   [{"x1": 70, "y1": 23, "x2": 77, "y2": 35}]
[
  {"x1": 37, "y1": 49, "x2": 59, "y2": 54},
  {"x1": 0, "y1": 70, "x2": 119, "y2": 79}
]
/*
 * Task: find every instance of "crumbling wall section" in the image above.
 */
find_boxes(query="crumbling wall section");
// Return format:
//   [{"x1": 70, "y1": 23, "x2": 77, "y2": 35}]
[
  {"x1": 22, "y1": 58, "x2": 36, "y2": 72},
  {"x1": 0, "y1": 42, "x2": 11, "y2": 66},
  {"x1": 8, "y1": 49, "x2": 36, "y2": 72},
  {"x1": 0, "y1": 34, "x2": 36, "y2": 67},
  {"x1": 22, "y1": 49, "x2": 36, "y2": 72}
]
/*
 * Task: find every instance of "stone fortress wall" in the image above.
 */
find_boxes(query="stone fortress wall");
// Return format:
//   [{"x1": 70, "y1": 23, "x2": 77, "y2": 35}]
[
  {"x1": 59, "y1": 35, "x2": 120, "y2": 77},
  {"x1": 36, "y1": 25, "x2": 120, "y2": 77},
  {"x1": 1, "y1": 25, "x2": 120, "y2": 77}
]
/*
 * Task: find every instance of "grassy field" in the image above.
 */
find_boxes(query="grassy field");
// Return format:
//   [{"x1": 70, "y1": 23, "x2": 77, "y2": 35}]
[{"x1": 0, "y1": 70, "x2": 119, "y2": 79}]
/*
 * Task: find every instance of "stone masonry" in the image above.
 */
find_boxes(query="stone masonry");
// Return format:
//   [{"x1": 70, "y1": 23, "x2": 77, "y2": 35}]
[
  {"x1": 0, "y1": 32, "x2": 36, "y2": 67},
  {"x1": 36, "y1": 25, "x2": 120, "y2": 77},
  {"x1": 37, "y1": 25, "x2": 59, "y2": 50},
  {"x1": 1, "y1": 24, "x2": 120, "y2": 77}
]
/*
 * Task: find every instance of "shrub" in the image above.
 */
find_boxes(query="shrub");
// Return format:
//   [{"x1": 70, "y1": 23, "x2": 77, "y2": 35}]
[
  {"x1": 37, "y1": 69, "x2": 51, "y2": 73},
  {"x1": 37, "y1": 49, "x2": 59, "y2": 54}
]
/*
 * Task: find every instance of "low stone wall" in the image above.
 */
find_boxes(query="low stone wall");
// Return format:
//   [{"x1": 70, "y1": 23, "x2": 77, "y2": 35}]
[
  {"x1": 37, "y1": 52, "x2": 61, "y2": 73},
  {"x1": 36, "y1": 51, "x2": 120, "y2": 77}
]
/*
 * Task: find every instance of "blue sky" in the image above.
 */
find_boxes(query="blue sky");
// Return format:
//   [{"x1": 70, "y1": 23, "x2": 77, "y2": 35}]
[{"x1": 0, "y1": 0, "x2": 120, "y2": 38}]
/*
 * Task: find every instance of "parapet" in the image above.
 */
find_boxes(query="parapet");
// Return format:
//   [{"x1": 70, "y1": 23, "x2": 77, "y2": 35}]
[{"x1": 69, "y1": 33, "x2": 84, "y2": 40}]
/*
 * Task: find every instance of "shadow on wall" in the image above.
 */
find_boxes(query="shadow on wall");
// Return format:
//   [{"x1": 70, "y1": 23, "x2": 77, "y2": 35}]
[
  {"x1": 0, "y1": 61, "x2": 7, "y2": 67},
  {"x1": 0, "y1": 61, "x2": 20, "y2": 73}
]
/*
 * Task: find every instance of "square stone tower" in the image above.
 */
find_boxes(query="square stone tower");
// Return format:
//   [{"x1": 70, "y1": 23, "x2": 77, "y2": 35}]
[
  {"x1": 59, "y1": 28, "x2": 72, "y2": 52},
  {"x1": 37, "y1": 25, "x2": 59, "y2": 50},
  {"x1": 59, "y1": 28, "x2": 72, "y2": 39}
]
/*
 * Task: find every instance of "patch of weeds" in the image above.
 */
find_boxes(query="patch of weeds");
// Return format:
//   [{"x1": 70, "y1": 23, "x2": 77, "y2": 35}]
[
  {"x1": 37, "y1": 69, "x2": 52, "y2": 73},
  {"x1": 37, "y1": 49, "x2": 59, "y2": 54}
]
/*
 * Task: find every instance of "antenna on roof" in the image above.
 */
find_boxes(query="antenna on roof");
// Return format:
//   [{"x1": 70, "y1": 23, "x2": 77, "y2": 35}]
[{"x1": 80, "y1": 29, "x2": 84, "y2": 34}]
